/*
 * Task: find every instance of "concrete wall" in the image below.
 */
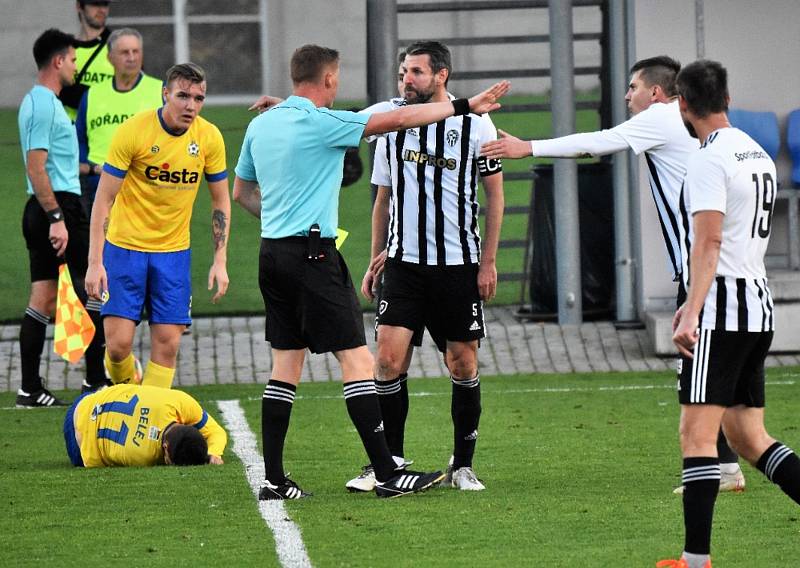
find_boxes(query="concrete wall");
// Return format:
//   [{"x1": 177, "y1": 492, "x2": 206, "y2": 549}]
[
  {"x1": 633, "y1": 0, "x2": 800, "y2": 308},
  {"x1": 0, "y1": 1, "x2": 604, "y2": 105},
  {"x1": 0, "y1": 1, "x2": 74, "y2": 107}
]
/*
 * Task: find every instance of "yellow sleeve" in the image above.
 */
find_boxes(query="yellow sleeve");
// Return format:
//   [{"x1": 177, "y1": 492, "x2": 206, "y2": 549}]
[
  {"x1": 175, "y1": 391, "x2": 228, "y2": 458},
  {"x1": 203, "y1": 123, "x2": 228, "y2": 180},
  {"x1": 104, "y1": 116, "x2": 138, "y2": 173}
]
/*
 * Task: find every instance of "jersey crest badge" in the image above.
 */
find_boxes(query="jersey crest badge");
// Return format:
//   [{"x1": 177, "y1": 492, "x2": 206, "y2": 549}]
[
  {"x1": 187, "y1": 141, "x2": 200, "y2": 157},
  {"x1": 446, "y1": 129, "x2": 459, "y2": 147},
  {"x1": 150, "y1": 145, "x2": 160, "y2": 154}
]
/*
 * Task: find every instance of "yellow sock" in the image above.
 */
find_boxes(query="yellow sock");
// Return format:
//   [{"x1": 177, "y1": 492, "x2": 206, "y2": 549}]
[
  {"x1": 142, "y1": 360, "x2": 175, "y2": 389},
  {"x1": 105, "y1": 351, "x2": 138, "y2": 385}
]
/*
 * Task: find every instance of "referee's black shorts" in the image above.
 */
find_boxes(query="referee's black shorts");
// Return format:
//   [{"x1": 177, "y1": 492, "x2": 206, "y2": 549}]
[
  {"x1": 258, "y1": 237, "x2": 366, "y2": 354},
  {"x1": 377, "y1": 258, "x2": 485, "y2": 353},
  {"x1": 22, "y1": 192, "x2": 89, "y2": 284},
  {"x1": 677, "y1": 329, "x2": 772, "y2": 407}
]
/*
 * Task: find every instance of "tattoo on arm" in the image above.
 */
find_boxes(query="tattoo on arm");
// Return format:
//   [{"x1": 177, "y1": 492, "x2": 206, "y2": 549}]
[
  {"x1": 102, "y1": 217, "x2": 109, "y2": 236},
  {"x1": 212, "y1": 209, "x2": 227, "y2": 250}
]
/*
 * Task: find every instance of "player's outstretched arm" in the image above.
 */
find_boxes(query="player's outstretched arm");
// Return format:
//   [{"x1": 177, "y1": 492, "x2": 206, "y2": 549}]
[
  {"x1": 207, "y1": 179, "x2": 231, "y2": 304},
  {"x1": 86, "y1": 172, "x2": 124, "y2": 300},
  {"x1": 481, "y1": 129, "x2": 533, "y2": 160},
  {"x1": 363, "y1": 80, "x2": 510, "y2": 138}
]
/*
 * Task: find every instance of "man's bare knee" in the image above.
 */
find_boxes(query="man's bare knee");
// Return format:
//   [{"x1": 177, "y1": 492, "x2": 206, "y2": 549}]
[{"x1": 445, "y1": 342, "x2": 478, "y2": 379}]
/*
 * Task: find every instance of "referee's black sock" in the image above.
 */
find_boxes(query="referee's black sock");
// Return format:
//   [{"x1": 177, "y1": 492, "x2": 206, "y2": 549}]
[
  {"x1": 756, "y1": 441, "x2": 800, "y2": 504},
  {"x1": 19, "y1": 307, "x2": 49, "y2": 393},
  {"x1": 682, "y1": 457, "x2": 720, "y2": 555},
  {"x1": 375, "y1": 375, "x2": 407, "y2": 458},
  {"x1": 261, "y1": 380, "x2": 296, "y2": 485},
  {"x1": 343, "y1": 379, "x2": 395, "y2": 482},
  {"x1": 83, "y1": 299, "x2": 106, "y2": 386},
  {"x1": 451, "y1": 374, "x2": 481, "y2": 469},
  {"x1": 716, "y1": 430, "x2": 739, "y2": 465}
]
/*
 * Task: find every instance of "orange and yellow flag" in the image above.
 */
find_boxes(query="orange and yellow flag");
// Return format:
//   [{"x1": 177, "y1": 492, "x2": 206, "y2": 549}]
[{"x1": 53, "y1": 264, "x2": 95, "y2": 364}]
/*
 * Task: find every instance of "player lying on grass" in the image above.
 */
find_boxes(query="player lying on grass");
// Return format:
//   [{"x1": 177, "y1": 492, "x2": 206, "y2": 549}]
[{"x1": 64, "y1": 383, "x2": 227, "y2": 467}]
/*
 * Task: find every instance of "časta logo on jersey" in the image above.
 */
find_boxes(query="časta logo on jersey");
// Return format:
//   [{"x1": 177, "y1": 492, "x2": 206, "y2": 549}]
[
  {"x1": 403, "y1": 149, "x2": 457, "y2": 170},
  {"x1": 145, "y1": 163, "x2": 200, "y2": 184}
]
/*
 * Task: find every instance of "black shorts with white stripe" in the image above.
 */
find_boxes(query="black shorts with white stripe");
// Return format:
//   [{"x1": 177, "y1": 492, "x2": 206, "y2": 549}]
[
  {"x1": 377, "y1": 259, "x2": 485, "y2": 353},
  {"x1": 677, "y1": 329, "x2": 773, "y2": 406}
]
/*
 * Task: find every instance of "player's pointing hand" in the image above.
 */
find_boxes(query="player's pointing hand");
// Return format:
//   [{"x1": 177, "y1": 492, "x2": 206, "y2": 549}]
[
  {"x1": 468, "y1": 80, "x2": 511, "y2": 115},
  {"x1": 481, "y1": 129, "x2": 533, "y2": 160}
]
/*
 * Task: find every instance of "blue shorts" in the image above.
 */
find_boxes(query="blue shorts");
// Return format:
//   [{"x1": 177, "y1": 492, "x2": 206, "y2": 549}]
[
  {"x1": 63, "y1": 391, "x2": 92, "y2": 467},
  {"x1": 101, "y1": 242, "x2": 192, "y2": 325}
]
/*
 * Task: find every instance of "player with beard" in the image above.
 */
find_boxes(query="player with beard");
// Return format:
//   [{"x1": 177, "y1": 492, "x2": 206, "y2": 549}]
[{"x1": 346, "y1": 40, "x2": 505, "y2": 492}]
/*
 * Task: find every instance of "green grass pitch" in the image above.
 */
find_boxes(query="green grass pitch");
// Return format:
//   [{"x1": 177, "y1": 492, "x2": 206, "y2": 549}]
[{"x1": 2, "y1": 368, "x2": 799, "y2": 566}]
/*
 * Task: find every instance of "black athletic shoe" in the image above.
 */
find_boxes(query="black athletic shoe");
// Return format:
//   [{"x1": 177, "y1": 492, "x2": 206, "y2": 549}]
[
  {"x1": 258, "y1": 478, "x2": 311, "y2": 501},
  {"x1": 16, "y1": 387, "x2": 70, "y2": 408},
  {"x1": 81, "y1": 379, "x2": 113, "y2": 394},
  {"x1": 374, "y1": 469, "x2": 445, "y2": 498}
]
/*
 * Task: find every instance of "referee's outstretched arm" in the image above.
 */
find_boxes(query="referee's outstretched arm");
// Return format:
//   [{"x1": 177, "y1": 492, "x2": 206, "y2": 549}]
[{"x1": 362, "y1": 80, "x2": 509, "y2": 138}]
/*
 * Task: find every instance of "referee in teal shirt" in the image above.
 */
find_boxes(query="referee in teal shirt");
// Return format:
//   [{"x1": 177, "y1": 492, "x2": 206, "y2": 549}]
[
  {"x1": 233, "y1": 44, "x2": 508, "y2": 501},
  {"x1": 17, "y1": 29, "x2": 106, "y2": 408}
]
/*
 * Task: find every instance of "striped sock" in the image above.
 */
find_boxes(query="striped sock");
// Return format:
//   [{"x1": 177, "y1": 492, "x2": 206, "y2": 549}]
[
  {"x1": 376, "y1": 376, "x2": 406, "y2": 458},
  {"x1": 343, "y1": 379, "x2": 395, "y2": 482},
  {"x1": 19, "y1": 307, "x2": 50, "y2": 393},
  {"x1": 142, "y1": 360, "x2": 175, "y2": 389},
  {"x1": 451, "y1": 374, "x2": 481, "y2": 469},
  {"x1": 262, "y1": 380, "x2": 296, "y2": 484},
  {"x1": 756, "y1": 441, "x2": 800, "y2": 504},
  {"x1": 682, "y1": 457, "x2": 720, "y2": 555}
]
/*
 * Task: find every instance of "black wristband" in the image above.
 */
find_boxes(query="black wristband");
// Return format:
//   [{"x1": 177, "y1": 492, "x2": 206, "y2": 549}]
[
  {"x1": 452, "y1": 98, "x2": 470, "y2": 116},
  {"x1": 46, "y1": 207, "x2": 64, "y2": 224}
]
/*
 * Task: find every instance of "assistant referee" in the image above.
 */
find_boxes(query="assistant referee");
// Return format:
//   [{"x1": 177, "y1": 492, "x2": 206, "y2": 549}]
[{"x1": 232, "y1": 44, "x2": 508, "y2": 500}]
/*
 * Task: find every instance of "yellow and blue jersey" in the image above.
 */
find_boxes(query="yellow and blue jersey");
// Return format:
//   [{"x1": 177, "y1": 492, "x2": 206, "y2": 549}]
[
  {"x1": 103, "y1": 108, "x2": 227, "y2": 252},
  {"x1": 73, "y1": 384, "x2": 227, "y2": 467}
]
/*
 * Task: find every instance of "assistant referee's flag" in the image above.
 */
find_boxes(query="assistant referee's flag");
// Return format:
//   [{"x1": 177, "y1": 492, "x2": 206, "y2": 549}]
[{"x1": 53, "y1": 264, "x2": 95, "y2": 364}]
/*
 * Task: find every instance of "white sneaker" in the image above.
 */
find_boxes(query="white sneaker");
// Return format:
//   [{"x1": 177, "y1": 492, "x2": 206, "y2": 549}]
[
  {"x1": 346, "y1": 465, "x2": 376, "y2": 493},
  {"x1": 345, "y1": 456, "x2": 411, "y2": 493},
  {"x1": 672, "y1": 467, "x2": 746, "y2": 495},
  {"x1": 719, "y1": 468, "x2": 746, "y2": 492},
  {"x1": 444, "y1": 456, "x2": 485, "y2": 491},
  {"x1": 448, "y1": 466, "x2": 486, "y2": 491}
]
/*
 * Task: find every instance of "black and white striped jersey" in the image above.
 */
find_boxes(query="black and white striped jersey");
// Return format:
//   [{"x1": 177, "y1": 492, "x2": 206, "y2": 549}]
[
  {"x1": 532, "y1": 100, "x2": 698, "y2": 280},
  {"x1": 368, "y1": 97, "x2": 502, "y2": 266},
  {"x1": 679, "y1": 127, "x2": 776, "y2": 332}
]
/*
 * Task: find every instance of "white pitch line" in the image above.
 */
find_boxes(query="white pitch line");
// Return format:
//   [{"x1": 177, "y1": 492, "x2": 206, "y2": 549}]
[
  {"x1": 0, "y1": 380, "x2": 795, "y2": 411},
  {"x1": 217, "y1": 399, "x2": 312, "y2": 568},
  {"x1": 207, "y1": 379, "x2": 796, "y2": 404}
]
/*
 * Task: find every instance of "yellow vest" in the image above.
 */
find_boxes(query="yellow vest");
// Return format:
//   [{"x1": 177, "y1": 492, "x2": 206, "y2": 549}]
[
  {"x1": 65, "y1": 39, "x2": 115, "y2": 120},
  {"x1": 86, "y1": 73, "x2": 164, "y2": 166}
]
